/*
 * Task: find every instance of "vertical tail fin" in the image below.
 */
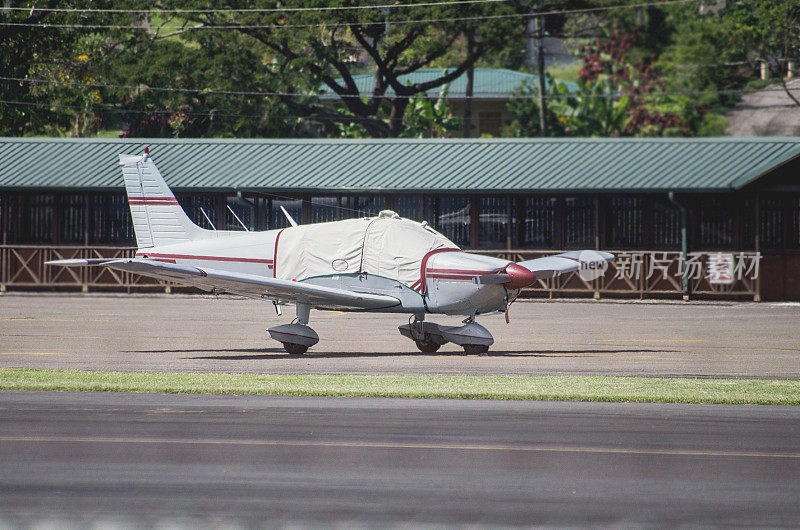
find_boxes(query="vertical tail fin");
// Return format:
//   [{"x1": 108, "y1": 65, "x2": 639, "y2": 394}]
[{"x1": 119, "y1": 152, "x2": 206, "y2": 248}]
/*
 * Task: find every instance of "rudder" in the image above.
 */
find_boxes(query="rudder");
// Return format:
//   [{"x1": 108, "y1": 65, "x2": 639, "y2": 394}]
[{"x1": 119, "y1": 152, "x2": 206, "y2": 248}]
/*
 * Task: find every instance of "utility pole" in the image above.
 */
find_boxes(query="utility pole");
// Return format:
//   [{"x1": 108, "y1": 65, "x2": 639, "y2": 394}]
[
  {"x1": 463, "y1": 65, "x2": 474, "y2": 137},
  {"x1": 463, "y1": 31, "x2": 475, "y2": 138},
  {"x1": 535, "y1": 16, "x2": 548, "y2": 136}
]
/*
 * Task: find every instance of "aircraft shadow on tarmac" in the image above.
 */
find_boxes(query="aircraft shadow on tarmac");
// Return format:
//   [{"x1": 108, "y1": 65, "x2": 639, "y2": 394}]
[{"x1": 126, "y1": 348, "x2": 664, "y2": 359}]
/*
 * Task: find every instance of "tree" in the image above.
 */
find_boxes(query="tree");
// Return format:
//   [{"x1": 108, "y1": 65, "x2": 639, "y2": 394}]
[
  {"x1": 109, "y1": 35, "x2": 310, "y2": 138},
  {"x1": 0, "y1": 1, "x2": 90, "y2": 135},
  {"x1": 180, "y1": 0, "x2": 534, "y2": 137}
]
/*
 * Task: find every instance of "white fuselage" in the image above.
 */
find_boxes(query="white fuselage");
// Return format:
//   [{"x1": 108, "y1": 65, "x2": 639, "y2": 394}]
[{"x1": 134, "y1": 223, "x2": 514, "y2": 316}]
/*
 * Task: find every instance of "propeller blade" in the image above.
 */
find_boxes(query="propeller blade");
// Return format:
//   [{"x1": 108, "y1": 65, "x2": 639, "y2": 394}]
[{"x1": 515, "y1": 251, "x2": 615, "y2": 280}]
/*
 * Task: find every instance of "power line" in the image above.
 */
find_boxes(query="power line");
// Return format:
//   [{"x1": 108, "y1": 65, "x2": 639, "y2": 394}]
[
  {"x1": 0, "y1": 76, "x2": 314, "y2": 99},
  {"x1": 1, "y1": 0, "x2": 512, "y2": 14},
  {"x1": 4, "y1": 74, "x2": 799, "y2": 101},
  {"x1": 0, "y1": 0, "x2": 700, "y2": 31},
  {"x1": 0, "y1": 98, "x2": 437, "y2": 122},
  {"x1": 3, "y1": 95, "x2": 799, "y2": 138}
]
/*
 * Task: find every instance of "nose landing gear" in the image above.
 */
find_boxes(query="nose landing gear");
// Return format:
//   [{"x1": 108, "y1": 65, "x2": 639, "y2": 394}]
[{"x1": 399, "y1": 315, "x2": 494, "y2": 354}]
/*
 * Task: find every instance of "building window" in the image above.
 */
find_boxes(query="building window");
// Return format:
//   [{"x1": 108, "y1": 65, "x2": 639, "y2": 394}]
[
  {"x1": 478, "y1": 197, "x2": 508, "y2": 248},
  {"x1": 564, "y1": 197, "x2": 595, "y2": 248},
  {"x1": 608, "y1": 197, "x2": 644, "y2": 249},
  {"x1": 698, "y1": 197, "x2": 734, "y2": 249},
  {"x1": 522, "y1": 197, "x2": 555, "y2": 248},
  {"x1": 270, "y1": 198, "x2": 302, "y2": 229},
  {"x1": 226, "y1": 196, "x2": 254, "y2": 231},
  {"x1": 394, "y1": 196, "x2": 421, "y2": 221},
  {"x1": 3, "y1": 193, "x2": 27, "y2": 244},
  {"x1": 478, "y1": 112, "x2": 502, "y2": 137},
  {"x1": 739, "y1": 197, "x2": 756, "y2": 250},
  {"x1": 791, "y1": 196, "x2": 800, "y2": 250},
  {"x1": 310, "y1": 196, "x2": 339, "y2": 223},
  {"x1": 353, "y1": 196, "x2": 386, "y2": 217},
  {"x1": 339, "y1": 196, "x2": 386, "y2": 219},
  {"x1": 29, "y1": 194, "x2": 54, "y2": 243},
  {"x1": 57, "y1": 194, "x2": 86, "y2": 244},
  {"x1": 177, "y1": 194, "x2": 217, "y2": 230},
  {"x1": 90, "y1": 193, "x2": 134, "y2": 245},
  {"x1": 652, "y1": 199, "x2": 680, "y2": 250},
  {"x1": 436, "y1": 196, "x2": 470, "y2": 247},
  {"x1": 759, "y1": 196, "x2": 783, "y2": 249}
]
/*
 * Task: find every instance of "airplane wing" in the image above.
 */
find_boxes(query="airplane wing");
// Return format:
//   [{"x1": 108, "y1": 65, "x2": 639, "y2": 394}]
[
  {"x1": 46, "y1": 259, "x2": 401, "y2": 311},
  {"x1": 515, "y1": 250, "x2": 614, "y2": 279}
]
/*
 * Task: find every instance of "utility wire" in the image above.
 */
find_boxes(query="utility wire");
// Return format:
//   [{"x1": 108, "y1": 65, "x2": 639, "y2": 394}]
[
  {"x1": 0, "y1": 0, "x2": 700, "y2": 31},
  {"x1": 1, "y1": 0, "x2": 513, "y2": 14},
  {"x1": 0, "y1": 98, "x2": 428, "y2": 121},
  {"x1": 2, "y1": 96, "x2": 798, "y2": 123},
  {"x1": 4, "y1": 75, "x2": 799, "y2": 101}
]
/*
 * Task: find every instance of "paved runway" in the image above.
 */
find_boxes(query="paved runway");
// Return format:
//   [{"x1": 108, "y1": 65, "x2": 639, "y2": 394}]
[
  {"x1": 1, "y1": 294, "x2": 799, "y2": 378},
  {"x1": 0, "y1": 392, "x2": 799, "y2": 527}
]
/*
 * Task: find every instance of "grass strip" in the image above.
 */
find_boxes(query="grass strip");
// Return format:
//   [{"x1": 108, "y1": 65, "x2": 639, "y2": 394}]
[{"x1": 1, "y1": 369, "x2": 799, "y2": 404}]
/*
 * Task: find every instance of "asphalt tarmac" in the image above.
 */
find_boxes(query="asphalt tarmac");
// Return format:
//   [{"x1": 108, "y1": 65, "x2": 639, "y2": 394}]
[
  {"x1": 0, "y1": 392, "x2": 798, "y2": 527},
  {"x1": 1, "y1": 294, "x2": 799, "y2": 378},
  {"x1": 3, "y1": 296, "x2": 800, "y2": 527}
]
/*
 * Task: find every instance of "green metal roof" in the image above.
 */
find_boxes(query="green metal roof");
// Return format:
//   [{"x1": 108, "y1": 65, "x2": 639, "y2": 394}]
[
  {"x1": 1, "y1": 137, "x2": 799, "y2": 194},
  {"x1": 319, "y1": 68, "x2": 578, "y2": 98}
]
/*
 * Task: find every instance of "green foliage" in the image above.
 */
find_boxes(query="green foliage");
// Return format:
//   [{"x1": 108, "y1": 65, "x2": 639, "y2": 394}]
[
  {"x1": 400, "y1": 84, "x2": 460, "y2": 138},
  {"x1": 546, "y1": 63, "x2": 583, "y2": 84},
  {"x1": 503, "y1": 77, "x2": 555, "y2": 137},
  {"x1": 697, "y1": 112, "x2": 728, "y2": 137},
  {"x1": 0, "y1": 2, "x2": 109, "y2": 136},
  {"x1": 3, "y1": 0, "x2": 797, "y2": 139},
  {"x1": 547, "y1": 77, "x2": 631, "y2": 137}
]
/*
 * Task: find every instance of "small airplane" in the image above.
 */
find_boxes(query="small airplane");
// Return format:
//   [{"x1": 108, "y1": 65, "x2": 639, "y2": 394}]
[{"x1": 47, "y1": 151, "x2": 614, "y2": 355}]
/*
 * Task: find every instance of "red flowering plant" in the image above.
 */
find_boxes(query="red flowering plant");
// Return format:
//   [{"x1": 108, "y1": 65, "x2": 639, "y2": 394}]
[{"x1": 576, "y1": 30, "x2": 702, "y2": 136}]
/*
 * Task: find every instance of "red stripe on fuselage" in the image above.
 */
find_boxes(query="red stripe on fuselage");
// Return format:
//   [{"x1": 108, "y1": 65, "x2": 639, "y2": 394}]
[
  {"x1": 427, "y1": 274, "x2": 485, "y2": 280},
  {"x1": 137, "y1": 253, "x2": 273, "y2": 264},
  {"x1": 426, "y1": 268, "x2": 496, "y2": 275}
]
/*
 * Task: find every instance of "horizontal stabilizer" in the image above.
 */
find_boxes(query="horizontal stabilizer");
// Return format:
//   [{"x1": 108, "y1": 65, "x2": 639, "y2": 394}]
[{"x1": 45, "y1": 258, "x2": 127, "y2": 267}]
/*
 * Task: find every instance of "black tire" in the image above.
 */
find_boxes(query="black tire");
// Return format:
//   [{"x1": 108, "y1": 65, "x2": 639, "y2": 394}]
[
  {"x1": 283, "y1": 342, "x2": 308, "y2": 355},
  {"x1": 463, "y1": 344, "x2": 489, "y2": 355},
  {"x1": 414, "y1": 340, "x2": 441, "y2": 353}
]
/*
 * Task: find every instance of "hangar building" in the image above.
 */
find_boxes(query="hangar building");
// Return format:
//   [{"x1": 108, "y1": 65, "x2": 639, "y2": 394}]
[{"x1": 1, "y1": 137, "x2": 798, "y2": 300}]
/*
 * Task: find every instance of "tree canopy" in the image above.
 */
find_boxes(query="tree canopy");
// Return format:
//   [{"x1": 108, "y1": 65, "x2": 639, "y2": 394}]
[{"x1": 2, "y1": 0, "x2": 798, "y2": 138}]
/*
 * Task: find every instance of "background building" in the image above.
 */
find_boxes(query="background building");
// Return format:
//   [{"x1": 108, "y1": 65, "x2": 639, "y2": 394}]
[
  {"x1": 1, "y1": 137, "x2": 798, "y2": 299},
  {"x1": 320, "y1": 68, "x2": 577, "y2": 137}
]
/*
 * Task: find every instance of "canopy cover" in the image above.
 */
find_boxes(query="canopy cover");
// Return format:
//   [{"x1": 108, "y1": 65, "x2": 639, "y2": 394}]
[{"x1": 275, "y1": 212, "x2": 457, "y2": 289}]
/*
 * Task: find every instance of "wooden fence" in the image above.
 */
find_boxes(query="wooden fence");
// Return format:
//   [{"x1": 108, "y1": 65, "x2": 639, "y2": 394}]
[{"x1": 0, "y1": 245, "x2": 760, "y2": 300}]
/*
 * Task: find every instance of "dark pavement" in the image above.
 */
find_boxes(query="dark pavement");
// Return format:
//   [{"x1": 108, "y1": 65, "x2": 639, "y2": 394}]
[
  {"x1": 0, "y1": 392, "x2": 799, "y2": 527},
  {"x1": 2, "y1": 294, "x2": 800, "y2": 378}
]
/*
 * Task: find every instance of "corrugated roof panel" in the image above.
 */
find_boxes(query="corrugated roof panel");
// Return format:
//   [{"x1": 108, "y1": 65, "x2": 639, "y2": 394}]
[{"x1": 2, "y1": 137, "x2": 800, "y2": 193}]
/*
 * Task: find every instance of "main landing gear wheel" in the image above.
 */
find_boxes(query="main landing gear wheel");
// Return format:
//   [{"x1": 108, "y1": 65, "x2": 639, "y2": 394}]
[
  {"x1": 282, "y1": 342, "x2": 308, "y2": 355},
  {"x1": 463, "y1": 344, "x2": 489, "y2": 355},
  {"x1": 414, "y1": 339, "x2": 441, "y2": 353}
]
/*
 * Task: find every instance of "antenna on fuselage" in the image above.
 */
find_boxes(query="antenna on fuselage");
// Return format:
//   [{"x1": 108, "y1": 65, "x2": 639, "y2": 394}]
[
  {"x1": 199, "y1": 207, "x2": 217, "y2": 231},
  {"x1": 227, "y1": 205, "x2": 250, "y2": 232},
  {"x1": 280, "y1": 205, "x2": 299, "y2": 227}
]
